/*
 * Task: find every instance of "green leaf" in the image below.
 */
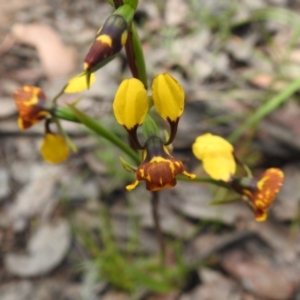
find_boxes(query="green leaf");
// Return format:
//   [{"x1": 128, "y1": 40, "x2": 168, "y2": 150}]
[
  {"x1": 119, "y1": 156, "x2": 137, "y2": 173},
  {"x1": 228, "y1": 77, "x2": 300, "y2": 142}
]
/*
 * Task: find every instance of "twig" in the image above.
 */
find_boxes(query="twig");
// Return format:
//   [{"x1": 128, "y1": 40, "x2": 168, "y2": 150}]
[{"x1": 151, "y1": 191, "x2": 166, "y2": 265}]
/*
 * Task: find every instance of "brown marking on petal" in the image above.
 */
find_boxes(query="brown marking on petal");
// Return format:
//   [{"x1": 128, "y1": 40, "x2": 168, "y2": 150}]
[{"x1": 145, "y1": 177, "x2": 177, "y2": 191}]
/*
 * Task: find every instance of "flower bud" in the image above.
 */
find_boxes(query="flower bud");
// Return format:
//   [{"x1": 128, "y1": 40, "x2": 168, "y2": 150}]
[{"x1": 84, "y1": 14, "x2": 128, "y2": 73}]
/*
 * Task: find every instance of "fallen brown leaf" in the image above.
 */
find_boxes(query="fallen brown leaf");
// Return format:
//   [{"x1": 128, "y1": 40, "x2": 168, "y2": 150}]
[
  {"x1": 11, "y1": 23, "x2": 76, "y2": 79},
  {"x1": 221, "y1": 249, "x2": 296, "y2": 300}
]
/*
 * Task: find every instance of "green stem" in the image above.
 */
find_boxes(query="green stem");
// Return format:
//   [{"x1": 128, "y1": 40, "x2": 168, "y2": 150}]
[
  {"x1": 177, "y1": 175, "x2": 230, "y2": 189},
  {"x1": 53, "y1": 117, "x2": 77, "y2": 153},
  {"x1": 131, "y1": 23, "x2": 148, "y2": 88},
  {"x1": 125, "y1": 22, "x2": 148, "y2": 88},
  {"x1": 228, "y1": 77, "x2": 300, "y2": 143},
  {"x1": 53, "y1": 106, "x2": 141, "y2": 164},
  {"x1": 53, "y1": 106, "x2": 81, "y2": 123}
]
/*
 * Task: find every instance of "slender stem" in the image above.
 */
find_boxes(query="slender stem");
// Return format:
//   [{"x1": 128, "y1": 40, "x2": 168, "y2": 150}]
[
  {"x1": 151, "y1": 191, "x2": 166, "y2": 266},
  {"x1": 53, "y1": 106, "x2": 80, "y2": 123},
  {"x1": 114, "y1": 0, "x2": 147, "y2": 87},
  {"x1": 125, "y1": 22, "x2": 148, "y2": 88},
  {"x1": 176, "y1": 175, "x2": 230, "y2": 189},
  {"x1": 125, "y1": 23, "x2": 140, "y2": 79},
  {"x1": 53, "y1": 117, "x2": 77, "y2": 153},
  {"x1": 131, "y1": 23, "x2": 148, "y2": 88}
]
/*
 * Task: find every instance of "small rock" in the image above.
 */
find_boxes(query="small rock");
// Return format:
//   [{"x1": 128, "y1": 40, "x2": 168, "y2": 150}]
[{"x1": 5, "y1": 219, "x2": 71, "y2": 277}]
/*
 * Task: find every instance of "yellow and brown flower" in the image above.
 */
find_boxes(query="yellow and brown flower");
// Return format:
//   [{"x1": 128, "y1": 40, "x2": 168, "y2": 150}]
[
  {"x1": 13, "y1": 85, "x2": 49, "y2": 130},
  {"x1": 126, "y1": 135, "x2": 195, "y2": 191},
  {"x1": 231, "y1": 168, "x2": 284, "y2": 221}
]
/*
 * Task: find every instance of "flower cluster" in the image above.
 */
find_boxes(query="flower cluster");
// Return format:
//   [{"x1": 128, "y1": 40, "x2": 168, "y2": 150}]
[
  {"x1": 113, "y1": 74, "x2": 195, "y2": 191},
  {"x1": 12, "y1": 1, "x2": 284, "y2": 223}
]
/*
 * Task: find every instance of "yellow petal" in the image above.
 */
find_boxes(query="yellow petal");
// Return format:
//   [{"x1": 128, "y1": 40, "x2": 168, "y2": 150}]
[
  {"x1": 192, "y1": 133, "x2": 236, "y2": 181},
  {"x1": 152, "y1": 73, "x2": 184, "y2": 122},
  {"x1": 126, "y1": 179, "x2": 139, "y2": 191},
  {"x1": 113, "y1": 78, "x2": 148, "y2": 129},
  {"x1": 40, "y1": 133, "x2": 69, "y2": 164},
  {"x1": 63, "y1": 72, "x2": 96, "y2": 93}
]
